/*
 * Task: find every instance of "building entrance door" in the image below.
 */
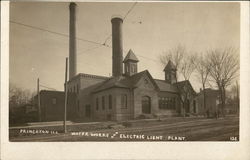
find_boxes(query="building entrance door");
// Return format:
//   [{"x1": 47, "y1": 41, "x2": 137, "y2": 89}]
[
  {"x1": 142, "y1": 96, "x2": 151, "y2": 114},
  {"x1": 85, "y1": 105, "x2": 91, "y2": 118}
]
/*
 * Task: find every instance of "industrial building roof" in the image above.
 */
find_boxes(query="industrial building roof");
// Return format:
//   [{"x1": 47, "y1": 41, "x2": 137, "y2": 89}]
[
  {"x1": 154, "y1": 79, "x2": 178, "y2": 93},
  {"x1": 92, "y1": 70, "x2": 159, "y2": 93}
]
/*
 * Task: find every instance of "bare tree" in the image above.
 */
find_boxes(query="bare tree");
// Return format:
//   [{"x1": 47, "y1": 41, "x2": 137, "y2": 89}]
[
  {"x1": 180, "y1": 54, "x2": 197, "y2": 80},
  {"x1": 160, "y1": 44, "x2": 185, "y2": 81},
  {"x1": 193, "y1": 53, "x2": 211, "y2": 116},
  {"x1": 206, "y1": 47, "x2": 239, "y2": 117},
  {"x1": 9, "y1": 83, "x2": 34, "y2": 109},
  {"x1": 160, "y1": 44, "x2": 196, "y2": 117}
]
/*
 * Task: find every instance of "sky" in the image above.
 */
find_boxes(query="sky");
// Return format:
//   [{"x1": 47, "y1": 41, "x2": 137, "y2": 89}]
[{"x1": 9, "y1": 2, "x2": 240, "y2": 92}]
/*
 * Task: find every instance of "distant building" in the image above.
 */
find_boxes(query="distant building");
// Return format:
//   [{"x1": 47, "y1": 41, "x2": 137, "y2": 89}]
[
  {"x1": 224, "y1": 103, "x2": 239, "y2": 115},
  {"x1": 34, "y1": 90, "x2": 76, "y2": 122},
  {"x1": 195, "y1": 88, "x2": 220, "y2": 117},
  {"x1": 224, "y1": 95, "x2": 239, "y2": 115}
]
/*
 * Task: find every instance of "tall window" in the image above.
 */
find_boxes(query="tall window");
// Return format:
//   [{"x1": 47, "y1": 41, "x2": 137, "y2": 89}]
[
  {"x1": 96, "y1": 98, "x2": 99, "y2": 110},
  {"x1": 121, "y1": 94, "x2": 127, "y2": 108},
  {"x1": 131, "y1": 65, "x2": 135, "y2": 73},
  {"x1": 77, "y1": 84, "x2": 79, "y2": 94},
  {"x1": 126, "y1": 65, "x2": 129, "y2": 73},
  {"x1": 77, "y1": 100, "x2": 80, "y2": 111},
  {"x1": 133, "y1": 64, "x2": 137, "y2": 73},
  {"x1": 109, "y1": 95, "x2": 112, "y2": 109},
  {"x1": 102, "y1": 96, "x2": 105, "y2": 110},
  {"x1": 52, "y1": 98, "x2": 57, "y2": 105}
]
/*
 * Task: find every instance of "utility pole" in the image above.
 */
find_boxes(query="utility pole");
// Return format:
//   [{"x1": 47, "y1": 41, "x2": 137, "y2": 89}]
[
  {"x1": 37, "y1": 78, "x2": 41, "y2": 122},
  {"x1": 64, "y1": 57, "x2": 68, "y2": 133}
]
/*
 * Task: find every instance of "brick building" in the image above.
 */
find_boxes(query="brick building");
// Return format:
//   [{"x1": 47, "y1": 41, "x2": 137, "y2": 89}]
[
  {"x1": 35, "y1": 90, "x2": 76, "y2": 121},
  {"x1": 66, "y1": 58, "x2": 196, "y2": 121},
  {"x1": 35, "y1": 5, "x2": 197, "y2": 122}
]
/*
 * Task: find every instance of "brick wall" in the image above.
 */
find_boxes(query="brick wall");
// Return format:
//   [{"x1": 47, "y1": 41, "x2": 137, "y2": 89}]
[
  {"x1": 133, "y1": 77, "x2": 159, "y2": 118},
  {"x1": 92, "y1": 88, "x2": 133, "y2": 121},
  {"x1": 39, "y1": 90, "x2": 76, "y2": 122},
  {"x1": 67, "y1": 74, "x2": 108, "y2": 119},
  {"x1": 195, "y1": 91, "x2": 219, "y2": 116}
]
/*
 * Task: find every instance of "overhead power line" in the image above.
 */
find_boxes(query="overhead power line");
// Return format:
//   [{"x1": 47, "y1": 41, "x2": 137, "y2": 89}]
[
  {"x1": 136, "y1": 54, "x2": 159, "y2": 63},
  {"x1": 103, "y1": 35, "x2": 112, "y2": 46},
  {"x1": 10, "y1": 20, "x2": 69, "y2": 37},
  {"x1": 102, "y1": 2, "x2": 138, "y2": 47},
  {"x1": 11, "y1": 20, "x2": 159, "y2": 63},
  {"x1": 10, "y1": 20, "x2": 104, "y2": 46},
  {"x1": 10, "y1": 2, "x2": 159, "y2": 64},
  {"x1": 123, "y1": 2, "x2": 138, "y2": 21}
]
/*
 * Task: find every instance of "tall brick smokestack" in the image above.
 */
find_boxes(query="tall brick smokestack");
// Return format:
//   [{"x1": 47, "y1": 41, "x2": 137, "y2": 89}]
[
  {"x1": 111, "y1": 16, "x2": 123, "y2": 77},
  {"x1": 69, "y1": 2, "x2": 77, "y2": 80}
]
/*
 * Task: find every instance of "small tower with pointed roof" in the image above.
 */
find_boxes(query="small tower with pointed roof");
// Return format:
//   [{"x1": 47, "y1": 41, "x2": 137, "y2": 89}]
[
  {"x1": 123, "y1": 49, "x2": 139, "y2": 76},
  {"x1": 164, "y1": 60, "x2": 177, "y2": 84}
]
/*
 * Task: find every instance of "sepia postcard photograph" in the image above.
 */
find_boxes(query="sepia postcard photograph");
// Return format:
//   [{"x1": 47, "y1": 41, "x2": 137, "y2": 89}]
[
  {"x1": 8, "y1": 1, "x2": 241, "y2": 142},
  {"x1": 1, "y1": 0, "x2": 250, "y2": 160}
]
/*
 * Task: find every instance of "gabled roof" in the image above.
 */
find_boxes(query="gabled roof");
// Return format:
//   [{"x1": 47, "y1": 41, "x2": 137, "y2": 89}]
[
  {"x1": 175, "y1": 80, "x2": 196, "y2": 95},
  {"x1": 154, "y1": 79, "x2": 178, "y2": 93},
  {"x1": 175, "y1": 80, "x2": 189, "y2": 88},
  {"x1": 92, "y1": 70, "x2": 159, "y2": 93},
  {"x1": 164, "y1": 60, "x2": 176, "y2": 71},
  {"x1": 123, "y1": 49, "x2": 139, "y2": 63},
  {"x1": 130, "y1": 70, "x2": 159, "y2": 90},
  {"x1": 92, "y1": 76, "x2": 129, "y2": 93}
]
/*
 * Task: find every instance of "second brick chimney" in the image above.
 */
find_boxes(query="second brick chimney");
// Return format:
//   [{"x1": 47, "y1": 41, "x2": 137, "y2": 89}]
[{"x1": 111, "y1": 16, "x2": 123, "y2": 77}]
